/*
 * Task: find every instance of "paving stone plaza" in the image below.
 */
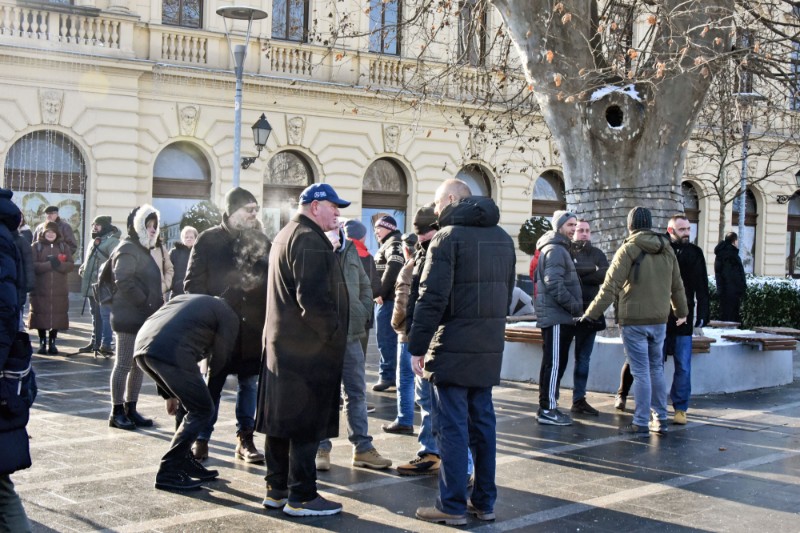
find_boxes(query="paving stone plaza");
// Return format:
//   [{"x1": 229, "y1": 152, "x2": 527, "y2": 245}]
[{"x1": 14, "y1": 304, "x2": 800, "y2": 532}]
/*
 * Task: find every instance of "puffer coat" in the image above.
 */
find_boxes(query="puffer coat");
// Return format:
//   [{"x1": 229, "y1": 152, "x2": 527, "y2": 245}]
[
  {"x1": 29, "y1": 235, "x2": 74, "y2": 330},
  {"x1": 533, "y1": 230, "x2": 583, "y2": 327}
]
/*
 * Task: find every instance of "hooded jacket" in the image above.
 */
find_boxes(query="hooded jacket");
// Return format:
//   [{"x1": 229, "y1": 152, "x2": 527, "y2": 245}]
[
  {"x1": 78, "y1": 225, "x2": 121, "y2": 297},
  {"x1": 714, "y1": 240, "x2": 747, "y2": 307},
  {"x1": 408, "y1": 196, "x2": 516, "y2": 388},
  {"x1": 533, "y1": 230, "x2": 583, "y2": 328},
  {"x1": 33, "y1": 216, "x2": 77, "y2": 257},
  {"x1": 0, "y1": 190, "x2": 22, "y2": 369},
  {"x1": 110, "y1": 205, "x2": 164, "y2": 333},
  {"x1": 585, "y1": 230, "x2": 688, "y2": 325}
]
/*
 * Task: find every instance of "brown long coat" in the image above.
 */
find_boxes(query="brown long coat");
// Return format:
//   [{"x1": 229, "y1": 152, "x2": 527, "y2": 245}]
[{"x1": 29, "y1": 237, "x2": 74, "y2": 330}]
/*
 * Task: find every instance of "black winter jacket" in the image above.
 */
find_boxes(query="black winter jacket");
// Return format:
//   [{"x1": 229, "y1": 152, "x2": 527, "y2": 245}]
[
  {"x1": 405, "y1": 239, "x2": 431, "y2": 334},
  {"x1": 168, "y1": 242, "x2": 191, "y2": 298},
  {"x1": 14, "y1": 231, "x2": 35, "y2": 303},
  {"x1": 714, "y1": 240, "x2": 746, "y2": 304},
  {"x1": 110, "y1": 236, "x2": 164, "y2": 334},
  {"x1": 534, "y1": 230, "x2": 583, "y2": 327},
  {"x1": 375, "y1": 230, "x2": 404, "y2": 300},
  {"x1": 570, "y1": 240, "x2": 609, "y2": 311},
  {"x1": 408, "y1": 197, "x2": 516, "y2": 388},
  {"x1": 667, "y1": 238, "x2": 710, "y2": 336}
]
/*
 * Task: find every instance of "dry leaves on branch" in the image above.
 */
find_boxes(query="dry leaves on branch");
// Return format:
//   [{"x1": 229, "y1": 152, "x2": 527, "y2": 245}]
[
  {"x1": 554, "y1": 2, "x2": 564, "y2": 14},
  {"x1": 656, "y1": 62, "x2": 666, "y2": 78},
  {"x1": 627, "y1": 49, "x2": 638, "y2": 59},
  {"x1": 701, "y1": 25, "x2": 709, "y2": 37},
  {"x1": 553, "y1": 73, "x2": 563, "y2": 87},
  {"x1": 647, "y1": 15, "x2": 657, "y2": 25},
  {"x1": 561, "y1": 13, "x2": 572, "y2": 25},
  {"x1": 714, "y1": 37, "x2": 723, "y2": 46},
  {"x1": 701, "y1": 66, "x2": 710, "y2": 77},
  {"x1": 546, "y1": 50, "x2": 554, "y2": 63}
]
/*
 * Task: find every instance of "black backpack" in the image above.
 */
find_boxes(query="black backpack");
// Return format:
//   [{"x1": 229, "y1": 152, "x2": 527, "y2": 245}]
[{"x1": 92, "y1": 256, "x2": 116, "y2": 305}]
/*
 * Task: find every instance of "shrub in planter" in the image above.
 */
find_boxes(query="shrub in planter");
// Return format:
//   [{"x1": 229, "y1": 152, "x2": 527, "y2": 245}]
[
  {"x1": 708, "y1": 276, "x2": 800, "y2": 329},
  {"x1": 518, "y1": 216, "x2": 552, "y2": 255}
]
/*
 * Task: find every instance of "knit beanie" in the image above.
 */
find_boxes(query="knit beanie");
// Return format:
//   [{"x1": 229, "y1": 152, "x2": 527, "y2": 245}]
[
  {"x1": 402, "y1": 232, "x2": 418, "y2": 248},
  {"x1": 225, "y1": 187, "x2": 258, "y2": 216},
  {"x1": 413, "y1": 203, "x2": 437, "y2": 235},
  {"x1": 552, "y1": 210, "x2": 576, "y2": 231},
  {"x1": 344, "y1": 219, "x2": 367, "y2": 240},
  {"x1": 375, "y1": 215, "x2": 398, "y2": 232},
  {"x1": 627, "y1": 206, "x2": 652, "y2": 231},
  {"x1": 92, "y1": 215, "x2": 112, "y2": 231},
  {"x1": 43, "y1": 221, "x2": 60, "y2": 236}
]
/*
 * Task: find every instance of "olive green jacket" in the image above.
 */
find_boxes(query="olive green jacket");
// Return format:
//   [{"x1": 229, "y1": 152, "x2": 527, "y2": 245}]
[{"x1": 584, "y1": 230, "x2": 688, "y2": 325}]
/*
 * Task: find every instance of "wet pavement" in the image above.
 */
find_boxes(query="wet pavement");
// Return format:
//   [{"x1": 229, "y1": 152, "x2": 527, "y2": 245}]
[{"x1": 14, "y1": 302, "x2": 800, "y2": 531}]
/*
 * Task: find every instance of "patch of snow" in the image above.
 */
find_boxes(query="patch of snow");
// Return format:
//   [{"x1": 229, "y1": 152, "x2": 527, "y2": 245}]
[{"x1": 590, "y1": 84, "x2": 642, "y2": 102}]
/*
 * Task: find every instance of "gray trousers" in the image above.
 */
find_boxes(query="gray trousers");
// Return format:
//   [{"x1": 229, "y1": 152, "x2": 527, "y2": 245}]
[{"x1": 0, "y1": 474, "x2": 31, "y2": 533}]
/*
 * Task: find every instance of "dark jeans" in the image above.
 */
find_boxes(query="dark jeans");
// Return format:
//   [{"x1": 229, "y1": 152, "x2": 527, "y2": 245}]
[
  {"x1": 88, "y1": 296, "x2": 113, "y2": 348},
  {"x1": 376, "y1": 301, "x2": 398, "y2": 383},
  {"x1": 198, "y1": 369, "x2": 257, "y2": 440},
  {"x1": 265, "y1": 436, "x2": 319, "y2": 503},
  {"x1": 618, "y1": 362, "x2": 633, "y2": 398},
  {"x1": 137, "y1": 355, "x2": 214, "y2": 470},
  {"x1": 431, "y1": 384, "x2": 497, "y2": 515},
  {"x1": 539, "y1": 323, "x2": 576, "y2": 410},
  {"x1": 572, "y1": 326, "x2": 597, "y2": 402}
]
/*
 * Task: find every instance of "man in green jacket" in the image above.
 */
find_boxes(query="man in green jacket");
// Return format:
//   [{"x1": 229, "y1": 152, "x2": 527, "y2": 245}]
[
  {"x1": 582, "y1": 206, "x2": 688, "y2": 437},
  {"x1": 77, "y1": 215, "x2": 120, "y2": 355},
  {"x1": 314, "y1": 224, "x2": 392, "y2": 472}
]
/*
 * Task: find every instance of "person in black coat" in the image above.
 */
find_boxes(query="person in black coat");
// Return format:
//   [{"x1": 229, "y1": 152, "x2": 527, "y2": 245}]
[
  {"x1": 372, "y1": 216, "x2": 404, "y2": 391},
  {"x1": 108, "y1": 205, "x2": 164, "y2": 430},
  {"x1": 409, "y1": 180, "x2": 516, "y2": 525},
  {"x1": 13, "y1": 224, "x2": 34, "y2": 330},
  {"x1": 168, "y1": 226, "x2": 197, "y2": 299},
  {"x1": 134, "y1": 294, "x2": 239, "y2": 491},
  {"x1": 0, "y1": 188, "x2": 33, "y2": 531},
  {"x1": 184, "y1": 187, "x2": 270, "y2": 464},
  {"x1": 714, "y1": 232, "x2": 747, "y2": 322},
  {"x1": 256, "y1": 183, "x2": 350, "y2": 516}
]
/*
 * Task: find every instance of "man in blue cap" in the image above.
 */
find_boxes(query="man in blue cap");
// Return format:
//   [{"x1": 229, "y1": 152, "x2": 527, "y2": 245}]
[{"x1": 256, "y1": 183, "x2": 352, "y2": 516}]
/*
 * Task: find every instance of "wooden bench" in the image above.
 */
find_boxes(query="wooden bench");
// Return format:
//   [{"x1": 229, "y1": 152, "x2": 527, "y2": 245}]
[
  {"x1": 721, "y1": 332, "x2": 797, "y2": 351},
  {"x1": 753, "y1": 327, "x2": 800, "y2": 340},
  {"x1": 505, "y1": 327, "x2": 543, "y2": 344},
  {"x1": 692, "y1": 335, "x2": 716, "y2": 354},
  {"x1": 709, "y1": 320, "x2": 741, "y2": 328}
]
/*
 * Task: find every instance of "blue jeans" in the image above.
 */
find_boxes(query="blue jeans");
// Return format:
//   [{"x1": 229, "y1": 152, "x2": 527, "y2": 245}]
[
  {"x1": 415, "y1": 376, "x2": 438, "y2": 456},
  {"x1": 376, "y1": 302, "x2": 398, "y2": 383},
  {"x1": 621, "y1": 324, "x2": 667, "y2": 427},
  {"x1": 572, "y1": 327, "x2": 597, "y2": 402},
  {"x1": 320, "y1": 340, "x2": 373, "y2": 454},
  {"x1": 198, "y1": 372, "x2": 258, "y2": 440},
  {"x1": 431, "y1": 384, "x2": 496, "y2": 515},
  {"x1": 394, "y1": 342, "x2": 415, "y2": 426},
  {"x1": 89, "y1": 297, "x2": 113, "y2": 348},
  {"x1": 666, "y1": 334, "x2": 692, "y2": 412}
]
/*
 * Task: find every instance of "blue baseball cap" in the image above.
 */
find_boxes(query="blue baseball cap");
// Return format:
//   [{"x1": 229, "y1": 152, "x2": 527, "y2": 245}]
[{"x1": 299, "y1": 183, "x2": 351, "y2": 207}]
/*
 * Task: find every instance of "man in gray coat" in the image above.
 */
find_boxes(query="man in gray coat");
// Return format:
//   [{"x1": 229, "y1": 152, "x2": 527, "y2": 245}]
[{"x1": 533, "y1": 210, "x2": 584, "y2": 426}]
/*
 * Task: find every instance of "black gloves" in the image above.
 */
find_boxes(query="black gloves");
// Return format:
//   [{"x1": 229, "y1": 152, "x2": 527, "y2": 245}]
[{"x1": 47, "y1": 256, "x2": 60, "y2": 269}]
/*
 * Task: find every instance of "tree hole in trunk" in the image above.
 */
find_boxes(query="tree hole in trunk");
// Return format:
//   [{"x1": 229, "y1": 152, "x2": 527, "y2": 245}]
[{"x1": 606, "y1": 105, "x2": 624, "y2": 128}]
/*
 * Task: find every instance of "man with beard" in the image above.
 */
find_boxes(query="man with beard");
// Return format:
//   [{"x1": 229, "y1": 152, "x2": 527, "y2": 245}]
[
  {"x1": 184, "y1": 187, "x2": 270, "y2": 464},
  {"x1": 257, "y1": 183, "x2": 350, "y2": 516}
]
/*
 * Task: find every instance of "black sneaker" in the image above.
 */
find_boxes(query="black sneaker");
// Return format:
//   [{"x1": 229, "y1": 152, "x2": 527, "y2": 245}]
[
  {"x1": 536, "y1": 408, "x2": 572, "y2": 426},
  {"x1": 77, "y1": 343, "x2": 95, "y2": 354},
  {"x1": 283, "y1": 495, "x2": 342, "y2": 516},
  {"x1": 371, "y1": 381, "x2": 395, "y2": 392},
  {"x1": 183, "y1": 455, "x2": 219, "y2": 480},
  {"x1": 382, "y1": 421, "x2": 414, "y2": 434},
  {"x1": 619, "y1": 424, "x2": 650, "y2": 438},
  {"x1": 154, "y1": 470, "x2": 203, "y2": 491},
  {"x1": 571, "y1": 398, "x2": 599, "y2": 416},
  {"x1": 262, "y1": 488, "x2": 289, "y2": 509}
]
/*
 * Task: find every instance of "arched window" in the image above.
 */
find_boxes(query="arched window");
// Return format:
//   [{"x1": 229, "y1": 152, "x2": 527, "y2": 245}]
[
  {"x1": 4, "y1": 130, "x2": 87, "y2": 289},
  {"x1": 456, "y1": 164, "x2": 491, "y2": 197},
  {"x1": 732, "y1": 188, "x2": 758, "y2": 274},
  {"x1": 152, "y1": 141, "x2": 212, "y2": 247},
  {"x1": 263, "y1": 151, "x2": 313, "y2": 240},
  {"x1": 362, "y1": 158, "x2": 407, "y2": 254},
  {"x1": 681, "y1": 181, "x2": 701, "y2": 244},
  {"x1": 163, "y1": 0, "x2": 202, "y2": 28},
  {"x1": 531, "y1": 170, "x2": 566, "y2": 217},
  {"x1": 786, "y1": 190, "x2": 800, "y2": 278}
]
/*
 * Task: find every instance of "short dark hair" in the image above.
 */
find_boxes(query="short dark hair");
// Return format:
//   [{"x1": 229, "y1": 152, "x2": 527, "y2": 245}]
[
  {"x1": 577, "y1": 218, "x2": 590, "y2": 225},
  {"x1": 668, "y1": 214, "x2": 689, "y2": 226},
  {"x1": 725, "y1": 232, "x2": 738, "y2": 244}
]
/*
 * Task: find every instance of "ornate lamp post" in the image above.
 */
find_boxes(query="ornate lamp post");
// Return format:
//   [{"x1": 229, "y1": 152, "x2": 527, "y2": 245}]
[{"x1": 241, "y1": 114, "x2": 273, "y2": 169}]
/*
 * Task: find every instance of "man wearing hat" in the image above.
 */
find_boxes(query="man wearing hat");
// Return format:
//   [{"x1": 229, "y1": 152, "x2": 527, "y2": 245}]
[
  {"x1": 184, "y1": 187, "x2": 271, "y2": 464},
  {"x1": 371, "y1": 214, "x2": 405, "y2": 392},
  {"x1": 582, "y1": 206, "x2": 688, "y2": 437},
  {"x1": 77, "y1": 215, "x2": 121, "y2": 355},
  {"x1": 256, "y1": 183, "x2": 351, "y2": 516},
  {"x1": 532, "y1": 210, "x2": 583, "y2": 426},
  {"x1": 33, "y1": 205, "x2": 77, "y2": 257},
  {"x1": 343, "y1": 219, "x2": 381, "y2": 356}
]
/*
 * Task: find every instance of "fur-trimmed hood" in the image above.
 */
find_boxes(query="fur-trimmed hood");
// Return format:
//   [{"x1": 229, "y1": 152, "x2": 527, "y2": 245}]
[{"x1": 127, "y1": 204, "x2": 160, "y2": 249}]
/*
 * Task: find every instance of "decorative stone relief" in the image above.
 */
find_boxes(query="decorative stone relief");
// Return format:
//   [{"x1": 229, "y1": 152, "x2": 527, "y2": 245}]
[
  {"x1": 40, "y1": 89, "x2": 63, "y2": 125},
  {"x1": 469, "y1": 128, "x2": 487, "y2": 159},
  {"x1": 178, "y1": 104, "x2": 199, "y2": 137},
  {"x1": 383, "y1": 125, "x2": 400, "y2": 153},
  {"x1": 287, "y1": 116, "x2": 305, "y2": 145}
]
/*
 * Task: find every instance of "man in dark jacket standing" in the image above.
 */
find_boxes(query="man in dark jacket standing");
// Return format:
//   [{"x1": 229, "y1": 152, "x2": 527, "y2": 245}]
[
  {"x1": 134, "y1": 294, "x2": 239, "y2": 491},
  {"x1": 33, "y1": 205, "x2": 77, "y2": 257},
  {"x1": 714, "y1": 232, "x2": 747, "y2": 322},
  {"x1": 569, "y1": 219, "x2": 609, "y2": 416},
  {"x1": 257, "y1": 183, "x2": 350, "y2": 517},
  {"x1": 664, "y1": 215, "x2": 710, "y2": 426},
  {"x1": 0, "y1": 188, "x2": 32, "y2": 532},
  {"x1": 372, "y1": 215, "x2": 405, "y2": 391},
  {"x1": 409, "y1": 179, "x2": 515, "y2": 525},
  {"x1": 533, "y1": 211, "x2": 583, "y2": 426},
  {"x1": 184, "y1": 187, "x2": 270, "y2": 464}
]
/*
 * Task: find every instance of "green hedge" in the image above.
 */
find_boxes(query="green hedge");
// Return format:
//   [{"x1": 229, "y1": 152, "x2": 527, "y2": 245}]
[{"x1": 708, "y1": 276, "x2": 800, "y2": 329}]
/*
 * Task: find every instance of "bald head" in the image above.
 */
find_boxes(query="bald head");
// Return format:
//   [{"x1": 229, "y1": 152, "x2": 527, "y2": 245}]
[{"x1": 433, "y1": 179, "x2": 472, "y2": 216}]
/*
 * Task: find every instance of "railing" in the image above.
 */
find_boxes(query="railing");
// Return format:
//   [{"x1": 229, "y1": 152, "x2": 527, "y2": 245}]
[
  {"x1": 368, "y1": 57, "x2": 407, "y2": 87},
  {"x1": 0, "y1": 5, "x2": 121, "y2": 50},
  {"x1": 264, "y1": 42, "x2": 314, "y2": 77},
  {"x1": 160, "y1": 30, "x2": 207, "y2": 64}
]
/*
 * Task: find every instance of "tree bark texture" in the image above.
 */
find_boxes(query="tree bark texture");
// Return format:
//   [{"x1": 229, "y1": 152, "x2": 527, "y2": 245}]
[{"x1": 491, "y1": 0, "x2": 735, "y2": 250}]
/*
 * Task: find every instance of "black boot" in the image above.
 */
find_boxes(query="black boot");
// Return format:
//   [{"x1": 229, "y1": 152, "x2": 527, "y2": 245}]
[
  {"x1": 125, "y1": 401, "x2": 154, "y2": 428},
  {"x1": 109, "y1": 404, "x2": 136, "y2": 430},
  {"x1": 48, "y1": 330, "x2": 58, "y2": 355},
  {"x1": 37, "y1": 336, "x2": 47, "y2": 355}
]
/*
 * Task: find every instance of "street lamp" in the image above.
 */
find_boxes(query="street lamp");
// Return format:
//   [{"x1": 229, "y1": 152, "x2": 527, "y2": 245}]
[
  {"x1": 217, "y1": 5, "x2": 268, "y2": 187},
  {"x1": 241, "y1": 113, "x2": 273, "y2": 169}
]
